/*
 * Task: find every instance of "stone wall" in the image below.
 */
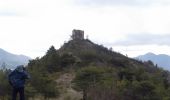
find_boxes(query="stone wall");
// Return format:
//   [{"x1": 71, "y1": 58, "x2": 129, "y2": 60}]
[{"x1": 71, "y1": 29, "x2": 84, "y2": 40}]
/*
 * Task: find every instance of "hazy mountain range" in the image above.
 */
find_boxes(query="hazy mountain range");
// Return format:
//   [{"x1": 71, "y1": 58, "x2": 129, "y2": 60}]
[
  {"x1": 0, "y1": 48, "x2": 31, "y2": 69},
  {"x1": 135, "y1": 53, "x2": 170, "y2": 71}
]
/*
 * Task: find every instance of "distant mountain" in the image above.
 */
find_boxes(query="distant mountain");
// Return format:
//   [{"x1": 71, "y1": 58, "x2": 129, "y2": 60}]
[
  {"x1": 135, "y1": 53, "x2": 170, "y2": 70},
  {"x1": 0, "y1": 48, "x2": 31, "y2": 69}
]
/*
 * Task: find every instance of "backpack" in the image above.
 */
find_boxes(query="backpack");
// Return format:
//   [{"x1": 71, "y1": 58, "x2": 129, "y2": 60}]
[{"x1": 9, "y1": 72, "x2": 21, "y2": 88}]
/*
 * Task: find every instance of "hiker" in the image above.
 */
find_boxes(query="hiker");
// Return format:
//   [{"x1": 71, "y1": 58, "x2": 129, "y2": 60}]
[{"x1": 8, "y1": 65, "x2": 30, "y2": 100}]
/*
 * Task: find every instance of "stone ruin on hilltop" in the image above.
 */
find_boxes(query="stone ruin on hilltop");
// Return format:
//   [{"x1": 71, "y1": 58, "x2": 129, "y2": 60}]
[{"x1": 71, "y1": 29, "x2": 84, "y2": 40}]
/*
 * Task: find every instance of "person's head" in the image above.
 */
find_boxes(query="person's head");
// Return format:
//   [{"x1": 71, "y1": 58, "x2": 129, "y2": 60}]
[{"x1": 15, "y1": 65, "x2": 25, "y2": 72}]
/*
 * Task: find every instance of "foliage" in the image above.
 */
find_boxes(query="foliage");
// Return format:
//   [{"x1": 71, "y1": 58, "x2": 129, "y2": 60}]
[
  {"x1": 60, "y1": 52, "x2": 76, "y2": 67},
  {"x1": 1, "y1": 39, "x2": 170, "y2": 100},
  {"x1": 73, "y1": 66, "x2": 170, "y2": 100},
  {"x1": 42, "y1": 46, "x2": 60, "y2": 72},
  {"x1": 0, "y1": 69, "x2": 12, "y2": 100},
  {"x1": 73, "y1": 66, "x2": 117, "y2": 100},
  {"x1": 27, "y1": 56, "x2": 59, "y2": 99}
]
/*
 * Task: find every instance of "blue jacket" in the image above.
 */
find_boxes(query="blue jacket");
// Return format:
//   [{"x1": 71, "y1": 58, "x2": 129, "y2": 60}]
[{"x1": 8, "y1": 69, "x2": 30, "y2": 88}]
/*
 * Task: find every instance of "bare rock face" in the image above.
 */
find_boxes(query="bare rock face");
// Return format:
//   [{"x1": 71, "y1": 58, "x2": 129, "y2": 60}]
[{"x1": 71, "y1": 29, "x2": 84, "y2": 40}]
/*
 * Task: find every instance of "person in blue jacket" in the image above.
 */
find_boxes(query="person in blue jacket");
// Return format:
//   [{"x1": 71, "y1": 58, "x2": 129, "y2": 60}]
[{"x1": 8, "y1": 65, "x2": 30, "y2": 100}]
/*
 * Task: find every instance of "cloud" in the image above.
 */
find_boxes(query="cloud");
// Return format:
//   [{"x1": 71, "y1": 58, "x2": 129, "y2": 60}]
[
  {"x1": 74, "y1": 0, "x2": 170, "y2": 6},
  {"x1": 112, "y1": 34, "x2": 170, "y2": 46},
  {"x1": 0, "y1": 11, "x2": 18, "y2": 16},
  {"x1": 0, "y1": 9, "x2": 21, "y2": 16}
]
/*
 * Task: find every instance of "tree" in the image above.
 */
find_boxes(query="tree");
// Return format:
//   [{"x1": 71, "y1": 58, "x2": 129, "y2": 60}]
[
  {"x1": 73, "y1": 66, "x2": 115, "y2": 100},
  {"x1": 43, "y1": 46, "x2": 60, "y2": 72},
  {"x1": 28, "y1": 66, "x2": 59, "y2": 99},
  {"x1": 60, "y1": 52, "x2": 76, "y2": 67},
  {"x1": 0, "y1": 70, "x2": 11, "y2": 100},
  {"x1": 131, "y1": 81, "x2": 160, "y2": 100}
]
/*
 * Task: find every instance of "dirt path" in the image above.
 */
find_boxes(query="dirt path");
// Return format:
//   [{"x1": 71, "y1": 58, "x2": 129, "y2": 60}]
[{"x1": 56, "y1": 73, "x2": 82, "y2": 100}]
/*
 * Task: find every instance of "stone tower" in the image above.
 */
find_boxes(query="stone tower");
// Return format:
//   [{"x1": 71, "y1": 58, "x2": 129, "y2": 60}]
[{"x1": 71, "y1": 29, "x2": 84, "y2": 40}]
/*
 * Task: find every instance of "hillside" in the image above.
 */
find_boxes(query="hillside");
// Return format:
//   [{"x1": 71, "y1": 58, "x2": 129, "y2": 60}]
[
  {"x1": 1, "y1": 30, "x2": 170, "y2": 100},
  {"x1": 0, "y1": 48, "x2": 31, "y2": 69},
  {"x1": 135, "y1": 53, "x2": 170, "y2": 70},
  {"x1": 25, "y1": 29, "x2": 170, "y2": 100}
]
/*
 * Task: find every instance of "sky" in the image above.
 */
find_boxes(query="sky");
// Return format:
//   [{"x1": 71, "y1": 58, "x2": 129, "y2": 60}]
[{"x1": 0, "y1": 0, "x2": 170, "y2": 58}]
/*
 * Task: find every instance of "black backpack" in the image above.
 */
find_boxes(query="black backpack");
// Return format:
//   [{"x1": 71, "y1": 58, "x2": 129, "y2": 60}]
[{"x1": 9, "y1": 71, "x2": 21, "y2": 87}]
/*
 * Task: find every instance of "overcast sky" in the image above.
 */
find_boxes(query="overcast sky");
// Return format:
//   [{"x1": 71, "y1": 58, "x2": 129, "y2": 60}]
[{"x1": 0, "y1": 0, "x2": 170, "y2": 58}]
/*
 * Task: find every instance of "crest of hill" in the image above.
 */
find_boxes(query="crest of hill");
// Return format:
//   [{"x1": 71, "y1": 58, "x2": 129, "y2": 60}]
[
  {"x1": 57, "y1": 38, "x2": 157, "y2": 72},
  {"x1": 59, "y1": 39, "x2": 123, "y2": 59}
]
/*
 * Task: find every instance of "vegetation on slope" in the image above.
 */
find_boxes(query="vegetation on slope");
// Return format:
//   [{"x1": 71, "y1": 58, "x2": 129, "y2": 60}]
[{"x1": 0, "y1": 39, "x2": 170, "y2": 100}]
